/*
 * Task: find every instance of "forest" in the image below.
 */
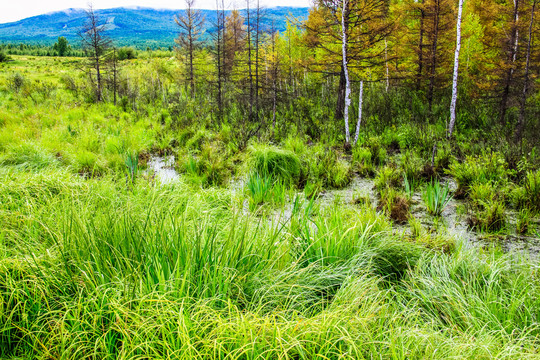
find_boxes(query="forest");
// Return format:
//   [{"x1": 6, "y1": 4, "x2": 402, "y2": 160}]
[{"x1": 0, "y1": 0, "x2": 539, "y2": 358}]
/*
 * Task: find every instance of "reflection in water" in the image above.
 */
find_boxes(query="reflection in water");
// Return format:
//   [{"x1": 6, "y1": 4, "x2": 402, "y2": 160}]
[{"x1": 147, "y1": 156, "x2": 179, "y2": 184}]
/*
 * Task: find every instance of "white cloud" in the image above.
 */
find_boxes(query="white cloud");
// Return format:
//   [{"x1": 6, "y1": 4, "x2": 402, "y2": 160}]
[{"x1": 1, "y1": 0, "x2": 311, "y2": 23}]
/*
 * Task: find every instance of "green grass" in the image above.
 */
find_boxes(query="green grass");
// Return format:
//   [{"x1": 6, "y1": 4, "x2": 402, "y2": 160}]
[{"x1": 1, "y1": 169, "x2": 540, "y2": 358}]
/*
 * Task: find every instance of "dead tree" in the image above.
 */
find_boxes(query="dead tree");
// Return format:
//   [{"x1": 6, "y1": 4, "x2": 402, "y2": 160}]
[
  {"x1": 175, "y1": 0, "x2": 205, "y2": 97},
  {"x1": 80, "y1": 4, "x2": 111, "y2": 102}
]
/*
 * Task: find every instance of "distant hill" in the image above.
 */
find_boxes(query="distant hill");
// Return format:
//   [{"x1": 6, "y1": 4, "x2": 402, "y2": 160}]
[{"x1": 0, "y1": 6, "x2": 309, "y2": 48}]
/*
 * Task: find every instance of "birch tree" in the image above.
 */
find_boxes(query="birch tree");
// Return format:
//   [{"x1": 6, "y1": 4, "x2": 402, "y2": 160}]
[
  {"x1": 341, "y1": 0, "x2": 352, "y2": 144},
  {"x1": 353, "y1": 80, "x2": 364, "y2": 145},
  {"x1": 447, "y1": 0, "x2": 464, "y2": 139}
]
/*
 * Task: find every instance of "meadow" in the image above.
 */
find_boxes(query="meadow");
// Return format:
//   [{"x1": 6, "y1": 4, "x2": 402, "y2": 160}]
[{"x1": 1, "y1": 54, "x2": 540, "y2": 359}]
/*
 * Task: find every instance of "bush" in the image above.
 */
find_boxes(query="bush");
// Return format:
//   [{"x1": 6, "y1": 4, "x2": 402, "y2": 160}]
[
  {"x1": 524, "y1": 170, "x2": 540, "y2": 212},
  {"x1": 7, "y1": 72, "x2": 26, "y2": 93},
  {"x1": 447, "y1": 152, "x2": 509, "y2": 196},
  {"x1": 401, "y1": 150, "x2": 423, "y2": 181},
  {"x1": 467, "y1": 182, "x2": 506, "y2": 231},
  {"x1": 352, "y1": 147, "x2": 374, "y2": 176},
  {"x1": 304, "y1": 146, "x2": 352, "y2": 189},
  {"x1": 374, "y1": 166, "x2": 402, "y2": 194},
  {"x1": 117, "y1": 47, "x2": 137, "y2": 60},
  {"x1": 180, "y1": 143, "x2": 231, "y2": 187},
  {"x1": 0, "y1": 51, "x2": 9, "y2": 63}
]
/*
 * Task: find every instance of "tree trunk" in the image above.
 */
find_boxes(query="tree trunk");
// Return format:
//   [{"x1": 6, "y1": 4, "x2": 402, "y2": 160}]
[
  {"x1": 353, "y1": 80, "x2": 364, "y2": 145},
  {"x1": 341, "y1": 0, "x2": 351, "y2": 144},
  {"x1": 385, "y1": 38, "x2": 389, "y2": 92},
  {"x1": 96, "y1": 58, "x2": 102, "y2": 102},
  {"x1": 499, "y1": 0, "x2": 520, "y2": 124},
  {"x1": 428, "y1": 0, "x2": 440, "y2": 113},
  {"x1": 417, "y1": 0, "x2": 426, "y2": 90},
  {"x1": 448, "y1": 0, "x2": 464, "y2": 139},
  {"x1": 515, "y1": 0, "x2": 536, "y2": 146},
  {"x1": 335, "y1": 66, "x2": 346, "y2": 121},
  {"x1": 246, "y1": 0, "x2": 254, "y2": 123}
]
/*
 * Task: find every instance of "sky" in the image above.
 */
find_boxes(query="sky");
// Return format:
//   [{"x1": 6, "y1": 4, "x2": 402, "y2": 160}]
[{"x1": 0, "y1": 0, "x2": 311, "y2": 23}]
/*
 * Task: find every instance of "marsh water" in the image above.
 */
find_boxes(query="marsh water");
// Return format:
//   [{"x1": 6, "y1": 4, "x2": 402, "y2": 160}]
[
  {"x1": 146, "y1": 155, "x2": 180, "y2": 184},
  {"x1": 146, "y1": 155, "x2": 540, "y2": 258}
]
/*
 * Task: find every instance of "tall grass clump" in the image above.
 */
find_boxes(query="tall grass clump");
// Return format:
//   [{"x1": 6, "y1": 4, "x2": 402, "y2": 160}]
[
  {"x1": 249, "y1": 145, "x2": 302, "y2": 186},
  {"x1": 303, "y1": 145, "x2": 352, "y2": 189},
  {"x1": 423, "y1": 181, "x2": 452, "y2": 216}
]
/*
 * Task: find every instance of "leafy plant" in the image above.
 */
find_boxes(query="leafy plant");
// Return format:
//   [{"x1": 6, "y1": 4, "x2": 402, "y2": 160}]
[
  {"x1": 524, "y1": 170, "x2": 540, "y2": 212},
  {"x1": 422, "y1": 181, "x2": 452, "y2": 216},
  {"x1": 125, "y1": 151, "x2": 139, "y2": 185},
  {"x1": 403, "y1": 173, "x2": 419, "y2": 199},
  {"x1": 467, "y1": 182, "x2": 506, "y2": 232}
]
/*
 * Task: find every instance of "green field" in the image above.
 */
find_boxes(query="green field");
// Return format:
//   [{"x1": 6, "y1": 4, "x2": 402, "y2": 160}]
[{"x1": 0, "y1": 49, "x2": 539, "y2": 360}]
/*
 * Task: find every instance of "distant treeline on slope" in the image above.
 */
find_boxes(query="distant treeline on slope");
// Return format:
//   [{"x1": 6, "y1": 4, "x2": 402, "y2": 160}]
[{"x1": 0, "y1": 6, "x2": 309, "y2": 48}]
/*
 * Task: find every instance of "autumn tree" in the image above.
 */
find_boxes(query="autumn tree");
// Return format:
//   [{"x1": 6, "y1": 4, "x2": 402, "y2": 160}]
[
  {"x1": 304, "y1": 0, "x2": 394, "y2": 137},
  {"x1": 223, "y1": 10, "x2": 246, "y2": 80}
]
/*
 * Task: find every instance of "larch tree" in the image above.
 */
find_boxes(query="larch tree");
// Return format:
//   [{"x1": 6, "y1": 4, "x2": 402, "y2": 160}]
[
  {"x1": 80, "y1": 4, "x2": 111, "y2": 103},
  {"x1": 175, "y1": 0, "x2": 205, "y2": 97},
  {"x1": 304, "y1": 0, "x2": 393, "y2": 139},
  {"x1": 515, "y1": 0, "x2": 537, "y2": 146}
]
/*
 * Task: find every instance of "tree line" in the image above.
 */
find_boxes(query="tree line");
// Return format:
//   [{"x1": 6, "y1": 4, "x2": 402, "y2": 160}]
[{"x1": 78, "y1": 0, "x2": 539, "y2": 154}]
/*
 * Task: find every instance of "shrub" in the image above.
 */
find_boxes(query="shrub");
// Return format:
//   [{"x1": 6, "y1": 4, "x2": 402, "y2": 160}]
[
  {"x1": 467, "y1": 182, "x2": 506, "y2": 232},
  {"x1": 516, "y1": 209, "x2": 532, "y2": 235},
  {"x1": 0, "y1": 51, "x2": 9, "y2": 63},
  {"x1": 303, "y1": 146, "x2": 352, "y2": 189},
  {"x1": 7, "y1": 72, "x2": 26, "y2": 93},
  {"x1": 447, "y1": 152, "x2": 509, "y2": 196},
  {"x1": 523, "y1": 170, "x2": 540, "y2": 212},
  {"x1": 423, "y1": 181, "x2": 452, "y2": 216},
  {"x1": 374, "y1": 166, "x2": 402, "y2": 194},
  {"x1": 180, "y1": 143, "x2": 231, "y2": 187},
  {"x1": 401, "y1": 150, "x2": 424, "y2": 181},
  {"x1": 117, "y1": 47, "x2": 137, "y2": 60}
]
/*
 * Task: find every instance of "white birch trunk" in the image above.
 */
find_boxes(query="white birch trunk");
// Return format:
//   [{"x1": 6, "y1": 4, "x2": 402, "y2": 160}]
[
  {"x1": 448, "y1": 0, "x2": 464, "y2": 138},
  {"x1": 353, "y1": 80, "x2": 364, "y2": 145},
  {"x1": 341, "y1": 0, "x2": 351, "y2": 143}
]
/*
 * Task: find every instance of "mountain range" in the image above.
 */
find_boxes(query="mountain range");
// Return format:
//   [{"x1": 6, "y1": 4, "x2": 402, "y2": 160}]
[{"x1": 0, "y1": 6, "x2": 309, "y2": 48}]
